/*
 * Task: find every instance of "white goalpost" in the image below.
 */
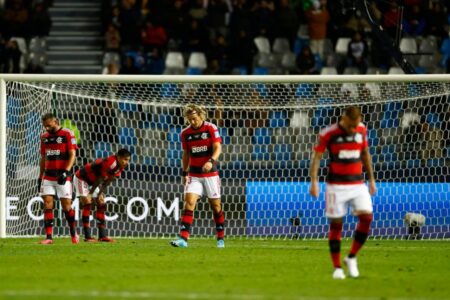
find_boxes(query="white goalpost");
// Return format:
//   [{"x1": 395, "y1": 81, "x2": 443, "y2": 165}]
[{"x1": 0, "y1": 74, "x2": 449, "y2": 239}]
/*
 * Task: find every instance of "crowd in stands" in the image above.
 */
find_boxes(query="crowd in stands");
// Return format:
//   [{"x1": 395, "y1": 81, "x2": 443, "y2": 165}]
[
  {"x1": 0, "y1": 0, "x2": 50, "y2": 73},
  {"x1": 101, "y1": 0, "x2": 450, "y2": 75}
]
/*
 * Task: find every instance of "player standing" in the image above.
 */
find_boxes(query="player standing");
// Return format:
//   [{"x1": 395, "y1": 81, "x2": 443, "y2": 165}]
[
  {"x1": 38, "y1": 113, "x2": 79, "y2": 244},
  {"x1": 170, "y1": 104, "x2": 225, "y2": 248},
  {"x1": 309, "y1": 106, "x2": 376, "y2": 279},
  {"x1": 74, "y1": 149, "x2": 131, "y2": 242}
]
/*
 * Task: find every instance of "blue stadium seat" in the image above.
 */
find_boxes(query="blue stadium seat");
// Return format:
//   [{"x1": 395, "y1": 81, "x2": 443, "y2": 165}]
[
  {"x1": 367, "y1": 129, "x2": 379, "y2": 147},
  {"x1": 94, "y1": 141, "x2": 112, "y2": 158},
  {"x1": 157, "y1": 113, "x2": 173, "y2": 130},
  {"x1": 118, "y1": 101, "x2": 139, "y2": 112},
  {"x1": 252, "y1": 83, "x2": 268, "y2": 97},
  {"x1": 273, "y1": 144, "x2": 292, "y2": 161},
  {"x1": 118, "y1": 127, "x2": 137, "y2": 146},
  {"x1": 380, "y1": 144, "x2": 398, "y2": 162},
  {"x1": 312, "y1": 98, "x2": 335, "y2": 128},
  {"x1": 7, "y1": 97, "x2": 21, "y2": 129},
  {"x1": 218, "y1": 127, "x2": 230, "y2": 145},
  {"x1": 426, "y1": 113, "x2": 441, "y2": 128},
  {"x1": 251, "y1": 145, "x2": 270, "y2": 160},
  {"x1": 167, "y1": 127, "x2": 182, "y2": 143},
  {"x1": 295, "y1": 83, "x2": 314, "y2": 98},
  {"x1": 253, "y1": 67, "x2": 268, "y2": 75},
  {"x1": 167, "y1": 143, "x2": 182, "y2": 166},
  {"x1": 269, "y1": 111, "x2": 288, "y2": 128},
  {"x1": 252, "y1": 128, "x2": 272, "y2": 145},
  {"x1": 381, "y1": 102, "x2": 402, "y2": 128},
  {"x1": 186, "y1": 67, "x2": 202, "y2": 75},
  {"x1": 160, "y1": 83, "x2": 180, "y2": 98}
]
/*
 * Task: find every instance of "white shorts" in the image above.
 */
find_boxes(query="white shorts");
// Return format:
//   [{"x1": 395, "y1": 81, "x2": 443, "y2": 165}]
[
  {"x1": 184, "y1": 175, "x2": 221, "y2": 199},
  {"x1": 325, "y1": 184, "x2": 373, "y2": 218},
  {"x1": 73, "y1": 176, "x2": 100, "y2": 198},
  {"x1": 40, "y1": 179, "x2": 73, "y2": 199}
]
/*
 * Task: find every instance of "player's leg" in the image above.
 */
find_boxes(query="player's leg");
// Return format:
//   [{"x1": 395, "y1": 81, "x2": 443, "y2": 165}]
[
  {"x1": 96, "y1": 196, "x2": 115, "y2": 242},
  {"x1": 345, "y1": 185, "x2": 373, "y2": 278},
  {"x1": 171, "y1": 177, "x2": 202, "y2": 247},
  {"x1": 206, "y1": 175, "x2": 224, "y2": 247},
  {"x1": 325, "y1": 185, "x2": 348, "y2": 279},
  {"x1": 39, "y1": 193, "x2": 55, "y2": 244},
  {"x1": 57, "y1": 180, "x2": 78, "y2": 244},
  {"x1": 74, "y1": 176, "x2": 96, "y2": 242}
]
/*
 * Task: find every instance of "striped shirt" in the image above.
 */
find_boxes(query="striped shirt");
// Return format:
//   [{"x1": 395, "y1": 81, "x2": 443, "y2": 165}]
[
  {"x1": 76, "y1": 155, "x2": 125, "y2": 186},
  {"x1": 181, "y1": 121, "x2": 222, "y2": 177},
  {"x1": 314, "y1": 122, "x2": 368, "y2": 184}
]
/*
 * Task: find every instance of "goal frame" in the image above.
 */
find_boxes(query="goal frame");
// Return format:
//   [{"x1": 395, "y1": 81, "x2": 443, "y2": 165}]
[{"x1": 1, "y1": 73, "x2": 449, "y2": 238}]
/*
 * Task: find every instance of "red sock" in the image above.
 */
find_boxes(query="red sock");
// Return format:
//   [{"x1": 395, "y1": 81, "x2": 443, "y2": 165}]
[
  {"x1": 82, "y1": 204, "x2": 92, "y2": 238},
  {"x1": 96, "y1": 204, "x2": 107, "y2": 238},
  {"x1": 64, "y1": 209, "x2": 77, "y2": 237},
  {"x1": 44, "y1": 209, "x2": 54, "y2": 239},
  {"x1": 350, "y1": 214, "x2": 373, "y2": 257},
  {"x1": 328, "y1": 221, "x2": 343, "y2": 268},
  {"x1": 180, "y1": 209, "x2": 194, "y2": 241},
  {"x1": 213, "y1": 210, "x2": 225, "y2": 240}
]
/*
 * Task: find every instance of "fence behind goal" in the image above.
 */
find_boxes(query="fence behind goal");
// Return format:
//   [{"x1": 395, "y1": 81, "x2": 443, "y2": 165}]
[{"x1": 0, "y1": 75, "x2": 449, "y2": 239}]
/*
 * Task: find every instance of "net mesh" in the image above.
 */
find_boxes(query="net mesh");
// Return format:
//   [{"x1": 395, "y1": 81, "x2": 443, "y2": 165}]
[{"x1": 4, "y1": 77, "x2": 450, "y2": 239}]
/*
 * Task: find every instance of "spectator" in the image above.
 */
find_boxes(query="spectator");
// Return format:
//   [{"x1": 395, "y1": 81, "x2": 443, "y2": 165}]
[
  {"x1": 120, "y1": 56, "x2": 140, "y2": 74},
  {"x1": 102, "y1": 62, "x2": 120, "y2": 74},
  {"x1": 305, "y1": 0, "x2": 330, "y2": 60},
  {"x1": 142, "y1": 47, "x2": 164, "y2": 74},
  {"x1": 189, "y1": 0, "x2": 208, "y2": 22},
  {"x1": 208, "y1": 34, "x2": 230, "y2": 73},
  {"x1": 183, "y1": 18, "x2": 209, "y2": 53},
  {"x1": 296, "y1": 45, "x2": 317, "y2": 74},
  {"x1": 206, "y1": 0, "x2": 231, "y2": 40},
  {"x1": 425, "y1": 1, "x2": 448, "y2": 39},
  {"x1": 29, "y1": 2, "x2": 51, "y2": 37},
  {"x1": 105, "y1": 23, "x2": 121, "y2": 52},
  {"x1": 24, "y1": 60, "x2": 45, "y2": 73},
  {"x1": 403, "y1": 4, "x2": 426, "y2": 37},
  {"x1": 346, "y1": 31, "x2": 369, "y2": 74},
  {"x1": 119, "y1": 0, "x2": 141, "y2": 50},
  {"x1": 274, "y1": 0, "x2": 299, "y2": 46},
  {"x1": 3, "y1": 39, "x2": 21, "y2": 73},
  {"x1": 4, "y1": 0, "x2": 29, "y2": 38},
  {"x1": 251, "y1": 0, "x2": 275, "y2": 41},
  {"x1": 165, "y1": 0, "x2": 188, "y2": 44},
  {"x1": 229, "y1": 29, "x2": 254, "y2": 74},
  {"x1": 141, "y1": 18, "x2": 167, "y2": 52}
]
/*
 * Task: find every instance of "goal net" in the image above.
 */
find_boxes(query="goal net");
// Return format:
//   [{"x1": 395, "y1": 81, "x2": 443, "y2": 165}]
[{"x1": 1, "y1": 75, "x2": 449, "y2": 239}]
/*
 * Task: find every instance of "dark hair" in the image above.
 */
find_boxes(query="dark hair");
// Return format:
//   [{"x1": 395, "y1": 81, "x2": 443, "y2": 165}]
[
  {"x1": 117, "y1": 148, "x2": 132, "y2": 157},
  {"x1": 344, "y1": 106, "x2": 362, "y2": 121},
  {"x1": 41, "y1": 113, "x2": 57, "y2": 122}
]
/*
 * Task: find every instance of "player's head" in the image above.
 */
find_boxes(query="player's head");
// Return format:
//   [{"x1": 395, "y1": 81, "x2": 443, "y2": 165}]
[
  {"x1": 116, "y1": 148, "x2": 131, "y2": 168},
  {"x1": 183, "y1": 104, "x2": 207, "y2": 129},
  {"x1": 41, "y1": 113, "x2": 60, "y2": 134},
  {"x1": 340, "y1": 106, "x2": 362, "y2": 134}
]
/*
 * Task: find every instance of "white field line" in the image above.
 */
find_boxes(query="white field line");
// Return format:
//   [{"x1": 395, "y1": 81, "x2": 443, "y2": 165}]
[{"x1": 1, "y1": 290, "x2": 446, "y2": 300}]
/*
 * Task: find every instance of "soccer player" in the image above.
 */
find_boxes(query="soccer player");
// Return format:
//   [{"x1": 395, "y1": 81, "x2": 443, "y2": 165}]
[
  {"x1": 38, "y1": 113, "x2": 79, "y2": 244},
  {"x1": 309, "y1": 106, "x2": 376, "y2": 279},
  {"x1": 74, "y1": 149, "x2": 131, "y2": 242},
  {"x1": 170, "y1": 104, "x2": 225, "y2": 248}
]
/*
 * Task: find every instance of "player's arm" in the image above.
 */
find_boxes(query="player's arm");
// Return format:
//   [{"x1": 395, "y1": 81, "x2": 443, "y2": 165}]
[
  {"x1": 203, "y1": 142, "x2": 221, "y2": 173},
  {"x1": 182, "y1": 150, "x2": 190, "y2": 184},
  {"x1": 361, "y1": 147, "x2": 376, "y2": 195},
  {"x1": 309, "y1": 151, "x2": 323, "y2": 198},
  {"x1": 38, "y1": 153, "x2": 45, "y2": 192},
  {"x1": 57, "y1": 149, "x2": 76, "y2": 185}
]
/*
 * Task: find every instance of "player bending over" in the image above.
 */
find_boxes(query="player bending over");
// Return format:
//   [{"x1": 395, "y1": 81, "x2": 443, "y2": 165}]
[
  {"x1": 38, "y1": 113, "x2": 79, "y2": 244},
  {"x1": 171, "y1": 104, "x2": 225, "y2": 248},
  {"x1": 74, "y1": 149, "x2": 131, "y2": 242},
  {"x1": 309, "y1": 106, "x2": 376, "y2": 279}
]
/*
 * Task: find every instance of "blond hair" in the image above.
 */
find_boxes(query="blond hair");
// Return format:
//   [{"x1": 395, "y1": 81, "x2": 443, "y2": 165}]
[{"x1": 183, "y1": 104, "x2": 207, "y2": 121}]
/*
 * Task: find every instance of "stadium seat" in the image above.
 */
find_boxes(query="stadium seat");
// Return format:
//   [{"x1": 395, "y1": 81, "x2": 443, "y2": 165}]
[
  {"x1": 94, "y1": 141, "x2": 112, "y2": 158},
  {"x1": 320, "y1": 67, "x2": 337, "y2": 75},
  {"x1": 165, "y1": 51, "x2": 185, "y2": 69},
  {"x1": 272, "y1": 37, "x2": 290, "y2": 54},
  {"x1": 252, "y1": 128, "x2": 272, "y2": 145},
  {"x1": 364, "y1": 83, "x2": 381, "y2": 98},
  {"x1": 251, "y1": 145, "x2": 271, "y2": 160},
  {"x1": 419, "y1": 37, "x2": 438, "y2": 54},
  {"x1": 167, "y1": 127, "x2": 182, "y2": 143},
  {"x1": 272, "y1": 143, "x2": 292, "y2": 161},
  {"x1": 335, "y1": 37, "x2": 351, "y2": 55},
  {"x1": 28, "y1": 37, "x2": 47, "y2": 53},
  {"x1": 159, "y1": 83, "x2": 179, "y2": 98},
  {"x1": 118, "y1": 101, "x2": 138, "y2": 112},
  {"x1": 103, "y1": 52, "x2": 121, "y2": 67},
  {"x1": 280, "y1": 52, "x2": 297, "y2": 73},
  {"x1": 255, "y1": 52, "x2": 276, "y2": 68},
  {"x1": 399, "y1": 37, "x2": 418, "y2": 54},
  {"x1": 418, "y1": 55, "x2": 438, "y2": 69},
  {"x1": 366, "y1": 67, "x2": 387, "y2": 74},
  {"x1": 439, "y1": 38, "x2": 450, "y2": 55},
  {"x1": 187, "y1": 52, "x2": 207, "y2": 70},
  {"x1": 343, "y1": 67, "x2": 360, "y2": 75},
  {"x1": 253, "y1": 67, "x2": 268, "y2": 75},
  {"x1": 312, "y1": 98, "x2": 335, "y2": 128},
  {"x1": 295, "y1": 83, "x2": 314, "y2": 98},
  {"x1": 269, "y1": 111, "x2": 288, "y2": 128},
  {"x1": 254, "y1": 36, "x2": 271, "y2": 54},
  {"x1": 388, "y1": 67, "x2": 405, "y2": 74},
  {"x1": 186, "y1": 67, "x2": 202, "y2": 75},
  {"x1": 118, "y1": 127, "x2": 137, "y2": 146}
]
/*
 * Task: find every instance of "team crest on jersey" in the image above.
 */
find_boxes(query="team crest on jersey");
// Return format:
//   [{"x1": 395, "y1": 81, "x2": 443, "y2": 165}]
[
  {"x1": 56, "y1": 137, "x2": 63, "y2": 144},
  {"x1": 201, "y1": 133, "x2": 208, "y2": 139},
  {"x1": 354, "y1": 133, "x2": 363, "y2": 144}
]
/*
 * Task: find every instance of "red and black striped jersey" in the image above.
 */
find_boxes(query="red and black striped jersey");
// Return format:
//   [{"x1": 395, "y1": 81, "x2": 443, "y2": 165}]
[
  {"x1": 314, "y1": 122, "x2": 368, "y2": 184},
  {"x1": 76, "y1": 155, "x2": 125, "y2": 186},
  {"x1": 181, "y1": 121, "x2": 222, "y2": 177},
  {"x1": 40, "y1": 128, "x2": 78, "y2": 181}
]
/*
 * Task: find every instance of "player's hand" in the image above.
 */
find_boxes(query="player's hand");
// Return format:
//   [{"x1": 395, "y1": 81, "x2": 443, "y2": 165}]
[
  {"x1": 369, "y1": 180, "x2": 377, "y2": 195},
  {"x1": 309, "y1": 182, "x2": 319, "y2": 198},
  {"x1": 97, "y1": 193, "x2": 105, "y2": 203},
  {"x1": 86, "y1": 193, "x2": 93, "y2": 202},
  {"x1": 57, "y1": 171, "x2": 69, "y2": 185},
  {"x1": 202, "y1": 161, "x2": 213, "y2": 173},
  {"x1": 37, "y1": 178, "x2": 42, "y2": 193}
]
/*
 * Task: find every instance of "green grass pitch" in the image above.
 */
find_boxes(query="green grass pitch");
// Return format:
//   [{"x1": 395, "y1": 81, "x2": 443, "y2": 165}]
[{"x1": 0, "y1": 238, "x2": 449, "y2": 300}]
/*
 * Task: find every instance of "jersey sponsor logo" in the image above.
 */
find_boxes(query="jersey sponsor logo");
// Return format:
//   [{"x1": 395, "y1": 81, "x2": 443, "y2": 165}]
[
  {"x1": 192, "y1": 146, "x2": 208, "y2": 153},
  {"x1": 338, "y1": 150, "x2": 361, "y2": 159},
  {"x1": 46, "y1": 149, "x2": 61, "y2": 156}
]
